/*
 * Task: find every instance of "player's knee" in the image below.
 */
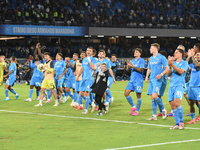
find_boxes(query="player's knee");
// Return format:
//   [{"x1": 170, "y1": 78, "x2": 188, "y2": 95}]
[{"x1": 124, "y1": 92, "x2": 129, "y2": 97}]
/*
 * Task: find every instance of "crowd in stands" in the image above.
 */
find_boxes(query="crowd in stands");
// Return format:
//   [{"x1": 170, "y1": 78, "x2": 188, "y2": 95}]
[{"x1": 0, "y1": 0, "x2": 200, "y2": 29}]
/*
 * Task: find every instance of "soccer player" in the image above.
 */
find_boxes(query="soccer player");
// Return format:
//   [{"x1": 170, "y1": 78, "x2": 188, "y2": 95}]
[
  {"x1": 53, "y1": 53, "x2": 66, "y2": 103},
  {"x1": 124, "y1": 48, "x2": 145, "y2": 116},
  {"x1": 106, "y1": 54, "x2": 119, "y2": 105},
  {"x1": 24, "y1": 55, "x2": 43, "y2": 102},
  {"x1": 76, "y1": 47, "x2": 96, "y2": 114},
  {"x1": 145, "y1": 43, "x2": 168, "y2": 120},
  {"x1": 73, "y1": 51, "x2": 86, "y2": 109},
  {"x1": 187, "y1": 49, "x2": 200, "y2": 124},
  {"x1": 2, "y1": 56, "x2": 19, "y2": 101},
  {"x1": 66, "y1": 53, "x2": 78, "y2": 106},
  {"x1": 35, "y1": 52, "x2": 58, "y2": 106},
  {"x1": 0, "y1": 55, "x2": 6, "y2": 86},
  {"x1": 167, "y1": 48, "x2": 188, "y2": 129}
]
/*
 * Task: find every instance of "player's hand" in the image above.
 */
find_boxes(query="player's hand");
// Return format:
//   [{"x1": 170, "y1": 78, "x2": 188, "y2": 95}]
[
  {"x1": 76, "y1": 76, "x2": 79, "y2": 81},
  {"x1": 145, "y1": 77, "x2": 149, "y2": 83},
  {"x1": 113, "y1": 80, "x2": 116, "y2": 84},
  {"x1": 93, "y1": 64, "x2": 97, "y2": 70},
  {"x1": 127, "y1": 61, "x2": 133, "y2": 68},
  {"x1": 3, "y1": 75, "x2": 7, "y2": 78},
  {"x1": 188, "y1": 49, "x2": 195, "y2": 58},
  {"x1": 97, "y1": 63, "x2": 100, "y2": 67},
  {"x1": 156, "y1": 74, "x2": 162, "y2": 80},
  {"x1": 58, "y1": 75, "x2": 62, "y2": 80}
]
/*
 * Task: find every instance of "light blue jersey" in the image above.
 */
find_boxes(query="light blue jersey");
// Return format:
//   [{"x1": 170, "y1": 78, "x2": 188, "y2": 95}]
[
  {"x1": 68, "y1": 60, "x2": 76, "y2": 79},
  {"x1": 130, "y1": 57, "x2": 145, "y2": 81},
  {"x1": 82, "y1": 56, "x2": 94, "y2": 80},
  {"x1": 54, "y1": 60, "x2": 66, "y2": 79},
  {"x1": 98, "y1": 58, "x2": 111, "y2": 69},
  {"x1": 189, "y1": 63, "x2": 200, "y2": 87},
  {"x1": 9, "y1": 62, "x2": 16, "y2": 79},
  {"x1": 148, "y1": 54, "x2": 168, "y2": 81},
  {"x1": 29, "y1": 60, "x2": 42, "y2": 77},
  {"x1": 169, "y1": 59, "x2": 188, "y2": 87}
]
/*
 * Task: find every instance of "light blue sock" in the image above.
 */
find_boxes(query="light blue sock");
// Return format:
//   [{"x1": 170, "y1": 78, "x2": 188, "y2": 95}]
[
  {"x1": 155, "y1": 100, "x2": 162, "y2": 113},
  {"x1": 106, "y1": 88, "x2": 112, "y2": 98},
  {"x1": 47, "y1": 89, "x2": 51, "y2": 99},
  {"x1": 10, "y1": 88, "x2": 17, "y2": 95},
  {"x1": 177, "y1": 105, "x2": 183, "y2": 123},
  {"x1": 151, "y1": 99, "x2": 157, "y2": 115},
  {"x1": 57, "y1": 95, "x2": 60, "y2": 100},
  {"x1": 191, "y1": 112, "x2": 195, "y2": 120},
  {"x1": 155, "y1": 97, "x2": 164, "y2": 111},
  {"x1": 74, "y1": 92, "x2": 77, "y2": 102},
  {"x1": 136, "y1": 98, "x2": 142, "y2": 112},
  {"x1": 90, "y1": 93, "x2": 94, "y2": 103},
  {"x1": 106, "y1": 93, "x2": 110, "y2": 103},
  {"x1": 67, "y1": 91, "x2": 74, "y2": 100},
  {"x1": 78, "y1": 93, "x2": 83, "y2": 104},
  {"x1": 36, "y1": 90, "x2": 40, "y2": 97},
  {"x1": 126, "y1": 96, "x2": 135, "y2": 107},
  {"x1": 172, "y1": 108, "x2": 180, "y2": 125},
  {"x1": 5, "y1": 89, "x2": 8, "y2": 97},
  {"x1": 85, "y1": 96, "x2": 90, "y2": 110},
  {"x1": 29, "y1": 89, "x2": 33, "y2": 99}
]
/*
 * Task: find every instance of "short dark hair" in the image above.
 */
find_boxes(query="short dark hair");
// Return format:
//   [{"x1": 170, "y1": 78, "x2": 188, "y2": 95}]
[
  {"x1": 159, "y1": 50, "x2": 167, "y2": 58},
  {"x1": 44, "y1": 52, "x2": 50, "y2": 56},
  {"x1": 11, "y1": 56, "x2": 16, "y2": 61},
  {"x1": 135, "y1": 48, "x2": 142, "y2": 54},
  {"x1": 81, "y1": 51, "x2": 86, "y2": 54},
  {"x1": 177, "y1": 48, "x2": 184, "y2": 58},
  {"x1": 111, "y1": 54, "x2": 117, "y2": 58},
  {"x1": 98, "y1": 50, "x2": 105, "y2": 54}
]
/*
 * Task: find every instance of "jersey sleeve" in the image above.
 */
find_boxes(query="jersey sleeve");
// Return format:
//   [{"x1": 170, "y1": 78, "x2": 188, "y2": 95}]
[
  {"x1": 10, "y1": 63, "x2": 14, "y2": 71},
  {"x1": 139, "y1": 59, "x2": 145, "y2": 68},
  {"x1": 181, "y1": 61, "x2": 189, "y2": 72},
  {"x1": 106, "y1": 60, "x2": 111, "y2": 69},
  {"x1": 147, "y1": 60, "x2": 151, "y2": 69}
]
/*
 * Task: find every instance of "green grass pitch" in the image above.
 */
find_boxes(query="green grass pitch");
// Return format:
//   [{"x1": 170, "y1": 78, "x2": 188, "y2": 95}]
[{"x1": 0, "y1": 81, "x2": 200, "y2": 150}]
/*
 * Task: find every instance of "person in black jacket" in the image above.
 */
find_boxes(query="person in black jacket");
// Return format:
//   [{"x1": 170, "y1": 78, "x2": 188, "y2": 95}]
[{"x1": 91, "y1": 63, "x2": 109, "y2": 116}]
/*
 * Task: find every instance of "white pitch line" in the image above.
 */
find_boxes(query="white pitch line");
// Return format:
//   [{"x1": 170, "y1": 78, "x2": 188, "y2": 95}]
[
  {"x1": 104, "y1": 139, "x2": 200, "y2": 150},
  {"x1": 0, "y1": 109, "x2": 199, "y2": 130}
]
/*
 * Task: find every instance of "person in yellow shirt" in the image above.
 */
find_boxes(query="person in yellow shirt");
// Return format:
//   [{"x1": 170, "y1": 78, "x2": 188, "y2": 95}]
[
  {"x1": 35, "y1": 52, "x2": 58, "y2": 106},
  {"x1": 0, "y1": 55, "x2": 6, "y2": 86}
]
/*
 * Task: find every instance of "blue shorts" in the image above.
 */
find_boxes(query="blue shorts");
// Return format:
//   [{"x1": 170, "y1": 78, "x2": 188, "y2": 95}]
[
  {"x1": 147, "y1": 80, "x2": 162, "y2": 95},
  {"x1": 6, "y1": 77, "x2": 16, "y2": 86},
  {"x1": 30, "y1": 76, "x2": 42, "y2": 87},
  {"x1": 184, "y1": 82, "x2": 189, "y2": 95},
  {"x1": 159, "y1": 80, "x2": 167, "y2": 96},
  {"x1": 107, "y1": 77, "x2": 114, "y2": 88},
  {"x1": 55, "y1": 77, "x2": 64, "y2": 88},
  {"x1": 80, "y1": 79, "x2": 93, "y2": 92},
  {"x1": 75, "y1": 81, "x2": 80, "y2": 92},
  {"x1": 188, "y1": 86, "x2": 200, "y2": 101},
  {"x1": 168, "y1": 86, "x2": 184, "y2": 102},
  {"x1": 64, "y1": 79, "x2": 75, "y2": 89},
  {"x1": 125, "y1": 80, "x2": 143, "y2": 93}
]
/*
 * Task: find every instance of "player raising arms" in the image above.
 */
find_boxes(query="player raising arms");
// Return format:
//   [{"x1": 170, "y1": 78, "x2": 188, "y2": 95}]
[
  {"x1": 76, "y1": 47, "x2": 96, "y2": 114},
  {"x1": 2, "y1": 56, "x2": 19, "y2": 101},
  {"x1": 186, "y1": 44, "x2": 200, "y2": 124},
  {"x1": 145, "y1": 43, "x2": 168, "y2": 120},
  {"x1": 73, "y1": 51, "x2": 86, "y2": 109},
  {"x1": 54, "y1": 53, "x2": 66, "y2": 104},
  {"x1": 35, "y1": 52, "x2": 58, "y2": 106},
  {"x1": 167, "y1": 48, "x2": 188, "y2": 129},
  {"x1": 106, "y1": 54, "x2": 119, "y2": 105},
  {"x1": 124, "y1": 48, "x2": 145, "y2": 116}
]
